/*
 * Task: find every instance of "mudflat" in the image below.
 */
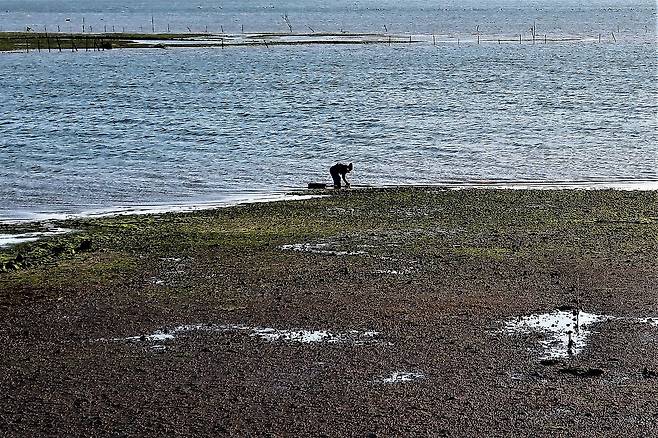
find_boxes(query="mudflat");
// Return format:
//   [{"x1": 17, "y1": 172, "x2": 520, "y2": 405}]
[{"x1": 1, "y1": 188, "x2": 657, "y2": 436}]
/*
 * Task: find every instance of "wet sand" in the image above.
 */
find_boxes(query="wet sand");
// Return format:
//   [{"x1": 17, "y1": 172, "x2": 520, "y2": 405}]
[{"x1": 1, "y1": 187, "x2": 657, "y2": 436}]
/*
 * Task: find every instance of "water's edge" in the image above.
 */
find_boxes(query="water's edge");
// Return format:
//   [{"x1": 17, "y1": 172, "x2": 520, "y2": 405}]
[{"x1": 2, "y1": 180, "x2": 656, "y2": 225}]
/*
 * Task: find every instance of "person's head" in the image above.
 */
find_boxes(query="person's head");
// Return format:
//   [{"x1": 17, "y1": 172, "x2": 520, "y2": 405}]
[{"x1": 347, "y1": 163, "x2": 353, "y2": 172}]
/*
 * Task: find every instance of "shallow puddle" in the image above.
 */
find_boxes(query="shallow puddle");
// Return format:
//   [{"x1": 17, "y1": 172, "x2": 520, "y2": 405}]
[
  {"x1": 279, "y1": 243, "x2": 367, "y2": 256},
  {"x1": 250, "y1": 328, "x2": 379, "y2": 344},
  {"x1": 504, "y1": 311, "x2": 658, "y2": 359},
  {"x1": 103, "y1": 324, "x2": 381, "y2": 346},
  {"x1": 378, "y1": 371, "x2": 425, "y2": 384},
  {"x1": 504, "y1": 310, "x2": 614, "y2": 359},
  {"x1": 0, "y1": 227, "x2": 71, "y2": 248},
  {"x1": 374, "y1": 269, "x2": 410, "y2": 275},
  {"x1": 637, "y1": 317, "x2": 658, "y2": 327}
]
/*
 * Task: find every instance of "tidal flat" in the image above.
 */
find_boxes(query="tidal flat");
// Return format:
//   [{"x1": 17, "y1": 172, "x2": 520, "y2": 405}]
[{"x1": 1, "y1": 187, "x2": 657, "y2": 436}]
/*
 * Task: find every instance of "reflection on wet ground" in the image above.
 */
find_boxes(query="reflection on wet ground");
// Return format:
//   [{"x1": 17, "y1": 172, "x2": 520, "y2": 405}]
[
  {"x1": 504, "y1": 310, "x2": 658, "y2": 359},
  {"x1": 0, "y1": 227, "x2": 72, "y2": 248},
  {"x1": 101, "y1": 323, "x2": 382, "y2": 347},
  {"x1": 279, "y1": 243, "x2": 367, "y2": 256},
  {"x1": 378, "y1": 371, "x2": 425, "y2": 384}
]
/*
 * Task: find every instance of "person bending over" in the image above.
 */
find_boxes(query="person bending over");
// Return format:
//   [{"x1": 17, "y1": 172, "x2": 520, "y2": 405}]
[{"x1": 330, "y1": 162, "x2": 353, "y2": 189}]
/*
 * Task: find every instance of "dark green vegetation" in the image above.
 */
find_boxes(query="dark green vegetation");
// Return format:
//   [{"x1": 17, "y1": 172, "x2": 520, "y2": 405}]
[
  {"x1": 2, "y1": 188, "x2": 656, "y2": 288},
  {"x1": 0, "y1": 32, "x2": 211, "y2": 51},
  {"x1": 1, "y1": 188, "x2": 657, "y2": 436},
  {"x1": 0, "y1": 31, "x2": 412, "y2": 52},
  {"x1": 0, "y1": 30, "x2": 590, "y2": 52}
]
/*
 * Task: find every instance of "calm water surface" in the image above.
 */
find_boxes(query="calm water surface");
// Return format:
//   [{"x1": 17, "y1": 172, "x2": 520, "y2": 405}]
[{"x1": 0, "y1": 1, "x2": 656, "y2": 220}]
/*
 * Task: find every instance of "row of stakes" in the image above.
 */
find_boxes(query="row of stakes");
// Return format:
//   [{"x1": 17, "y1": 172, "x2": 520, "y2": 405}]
[{"x1": 18, "y1": 31, "x2": 621, "y2": 53}]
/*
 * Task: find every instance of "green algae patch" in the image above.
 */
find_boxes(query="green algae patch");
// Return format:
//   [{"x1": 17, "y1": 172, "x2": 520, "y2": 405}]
[
  {"x1": 453, "y1": 246, "x2": 512, "y2": 260},
  {"x1": 0, "y1": 251, "x2": 138, "y2": 304},
  {"x1": 1, "y1": 188, "x2": 657, "y2": 304}
]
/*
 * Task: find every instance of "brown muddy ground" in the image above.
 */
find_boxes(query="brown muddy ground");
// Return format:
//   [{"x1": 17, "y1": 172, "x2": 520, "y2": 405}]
[{"x1": 1, "y1": 188, "x2": 657, "y2": 436}]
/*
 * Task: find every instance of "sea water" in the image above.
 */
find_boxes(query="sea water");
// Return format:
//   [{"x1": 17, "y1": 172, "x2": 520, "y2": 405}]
[{"x1": 0, "y1": 1, "x2": 656, "y2": 220}]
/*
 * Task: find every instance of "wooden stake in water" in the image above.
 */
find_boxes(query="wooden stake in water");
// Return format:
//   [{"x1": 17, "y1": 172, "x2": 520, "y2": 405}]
[
  {"x1": 598, "y1": 33, "x2": 601, "y2": 43},
  {"x1": 433, "y1": 34, "x2": 435, "y2": 45},
  {"x1": 151, "y1": 15, "x2": 155, "y2": 33},
  {"x1": 611, "y1": 32, "x2": 616, "y2": 43},
  {"x1": 82, "y1": 17, "x2": 85, "y2": 33}
]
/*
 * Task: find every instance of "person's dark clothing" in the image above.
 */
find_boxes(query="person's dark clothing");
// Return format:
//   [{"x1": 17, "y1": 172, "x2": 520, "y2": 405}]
[{"x1": 330, "y1": 163, "x2": 351, "y2": 188}]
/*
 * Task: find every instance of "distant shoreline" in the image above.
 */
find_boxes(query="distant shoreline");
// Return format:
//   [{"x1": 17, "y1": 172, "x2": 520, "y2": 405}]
[{"x1": 0, "y1": 30, "x2": 627, "y2": 52}]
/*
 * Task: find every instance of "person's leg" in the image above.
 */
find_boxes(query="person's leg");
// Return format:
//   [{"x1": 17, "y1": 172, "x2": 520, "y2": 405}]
[{"x1": 331, "y1": 170, "x2": 341, "y2": 188}]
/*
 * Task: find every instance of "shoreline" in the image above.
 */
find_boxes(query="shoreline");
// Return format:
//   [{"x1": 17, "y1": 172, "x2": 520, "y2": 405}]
[
  {"x1": 0, "y1": 30, "x2": 642, "y2": 52},
  {"x1": 1, "y1": 179, "x2": 656, "y2": 225}
]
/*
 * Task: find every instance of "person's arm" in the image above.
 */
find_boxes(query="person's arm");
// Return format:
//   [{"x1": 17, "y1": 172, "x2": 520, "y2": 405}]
[{"x1": 342, "y1": 173, "x2": 350, "y2": 188}]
